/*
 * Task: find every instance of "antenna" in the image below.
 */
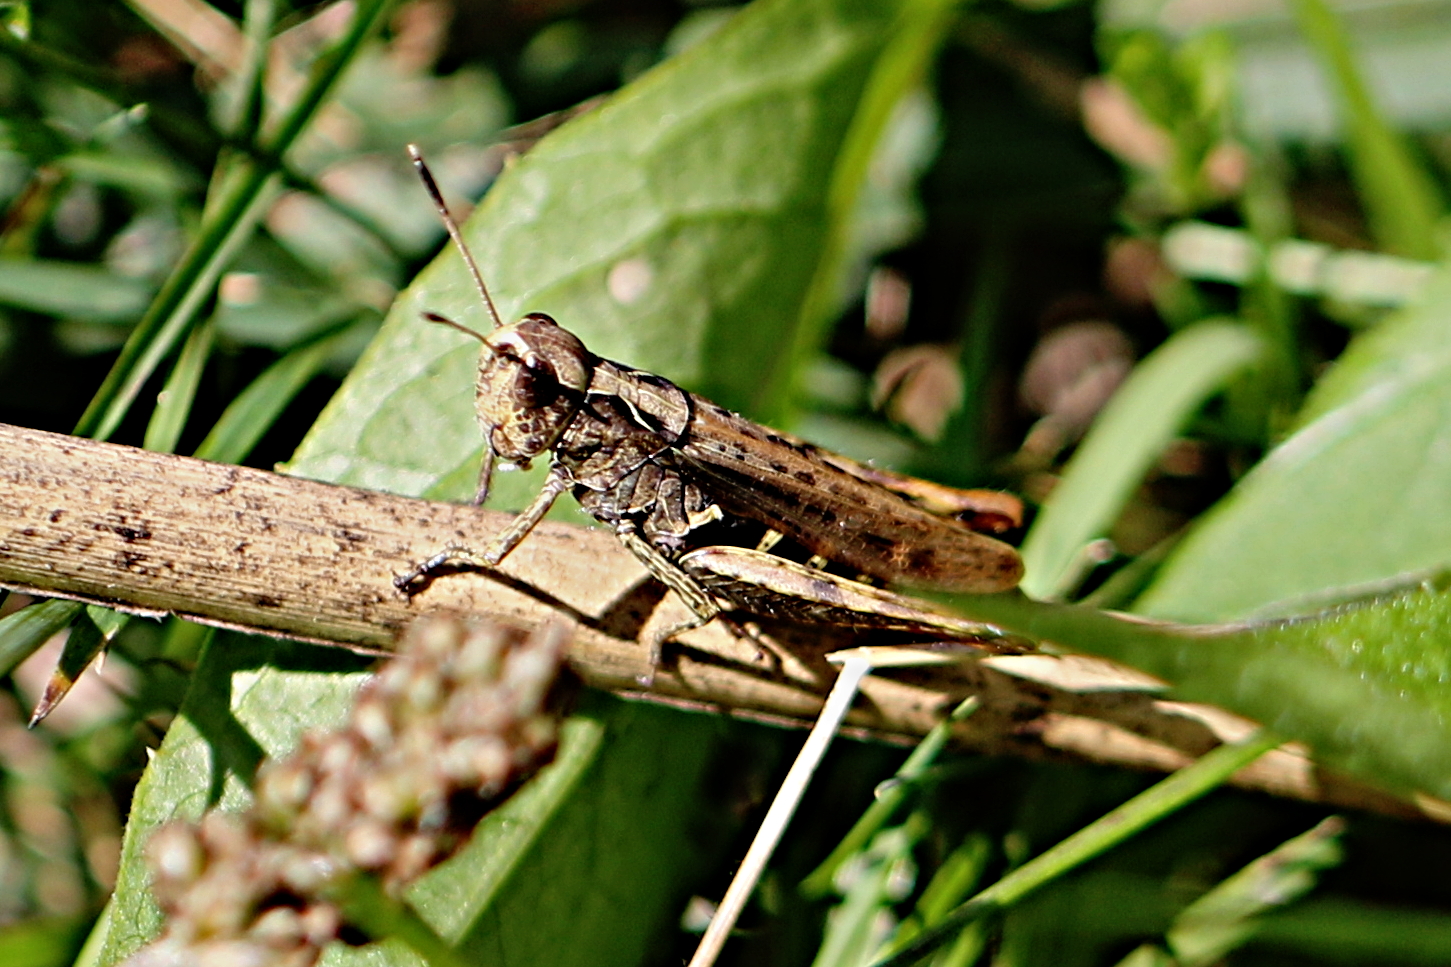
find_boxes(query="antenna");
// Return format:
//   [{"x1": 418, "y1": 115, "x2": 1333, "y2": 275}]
[
  {"x1": 408, "y1": 143, "x2": 504, "y2": 330},
  {"x1": 423, "y1": 311, "x2": 488, "y2": 345}
]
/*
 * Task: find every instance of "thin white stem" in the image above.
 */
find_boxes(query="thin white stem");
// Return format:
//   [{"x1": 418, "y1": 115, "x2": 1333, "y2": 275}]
[{"x1": 687, "y1": 654, "x2": 875, "y2": 967}]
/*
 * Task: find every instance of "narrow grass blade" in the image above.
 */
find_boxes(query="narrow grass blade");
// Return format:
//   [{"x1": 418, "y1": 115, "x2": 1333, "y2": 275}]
[
  {"x1": 0, "y1": 598, "x2": 81, "y2": 677},
  {"x1": 192, "y1": 313, "x2": 366, "y2": 465},
  {"x1": 27, "y1": 607, "x2": 104, "y2": 726},
  {"x1": 73, "y1": 0, "x2": 397, "y2": 442},
  {"x1": 871, "y1": 733, "x2": 1280, "y2": 967},
  {"x1": 1167, "y1": 816, "x2": 1345, "y2": 966},
  {"x1": 1019, "y1": 320, "x2": 1262, "y2": 600},
  {"x1": 142, "y1": 318, "x2": 214, "y2": 454},
  {"x1": 0, "y1": 259, "x2": 152, "y2": 323},
  {"x1": 229, "y1": 0, "x2": 276, "y2": 143},
  {"x1": 815, "y1": 814, "x2": 929, "y2": 967},
  {"x1": 801, "y1": 697, "x2": 979, "y2": 898},
  {"x1": 887, "y1": 834, "x2": 992, "y2": 965},
  {"x1": 1291, "y1": 0, "x2": 1444, "y2": 260}
]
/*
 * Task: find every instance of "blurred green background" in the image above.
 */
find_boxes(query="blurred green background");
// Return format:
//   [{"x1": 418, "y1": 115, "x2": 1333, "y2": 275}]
[{"x1": 4, "y1": 0, "x2": 1451, "y2": 964}]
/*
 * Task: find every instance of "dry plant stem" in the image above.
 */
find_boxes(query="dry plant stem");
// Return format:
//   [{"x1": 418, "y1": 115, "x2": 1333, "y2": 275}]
[
  {"x1": 689, "y1": 654, "x2": 874, "y2": 967},
  {"x1": 0, "y1": 422, "x2": 1436, "y2": 821}
]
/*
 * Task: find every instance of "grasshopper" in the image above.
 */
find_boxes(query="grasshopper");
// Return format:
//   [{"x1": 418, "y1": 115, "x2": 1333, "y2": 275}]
[{"x1": 395, "y1": 145, "x2": 1025, "y2": 667}]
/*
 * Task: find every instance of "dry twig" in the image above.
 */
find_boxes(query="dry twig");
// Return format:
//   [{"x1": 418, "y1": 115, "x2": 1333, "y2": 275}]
[{"x1": 0, "y1": 422, "x2": 1429, "y2": 819}]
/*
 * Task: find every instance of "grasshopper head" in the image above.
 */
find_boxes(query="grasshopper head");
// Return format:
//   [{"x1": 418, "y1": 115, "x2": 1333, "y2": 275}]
[{"x1": 477, "y1": 312, "x2": 594, "y2": 464}]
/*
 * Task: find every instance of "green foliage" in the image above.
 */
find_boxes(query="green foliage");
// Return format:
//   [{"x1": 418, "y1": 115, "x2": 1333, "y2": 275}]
[
  {"x1": 6, "y1": 0, "x2": 1451, "y2": 963},
  {"x1": 1137, "y1": 268, "x2": 1451, "y2": 621},
  {"x1": 1101, "y1": 29, "x2": 1238, "y2": 214},
  {"x1": 1020, "y1": 320, "x2": 1263, "y2": 600},
  {"x1": 1291, "y1": 0, "x2": 1445, "y2": 260},
  {"x1": 286, "y1": 0, "x2": 931, "y2": 494}
]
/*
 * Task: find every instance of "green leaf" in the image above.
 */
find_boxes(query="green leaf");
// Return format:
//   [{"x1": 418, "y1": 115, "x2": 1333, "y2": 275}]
[
  {"x1": 1135, "y1": 267, "x2": 1451, "y2": 622},
  {"x1": 1167, "y1": 817, "x2": 1344, "y2": 966},
  {"x1": 285, "y1": 0, "x2": 917, "y2": 498},
  {"x1": 817, "y1": 815, "x2": 928, "y2": 967},
  {"x1": 99, "y1": 636, "x2": 725, "y2": 967},
  {"x1": 874, "y1": 734, "x2": 1281, "y2": 967},
  {"x1": 405, "y1": 697, "x2": 722, "y2": 966},
  {"x1": 142, "y1": 319, "x2": 214, "y2": 454},
  {"x1": 801, "y1": 698, "x2": 977, "y2": 898},
  {"x1": 24, "y1": 606, "x2": 107, "y2": 726},
  {"x1": 1252, "y1": 896, "x2": 1451, "y2": 961},
  {"x1": 112, "y1": 0, "x2": 927, "y2": 959},
  {"x1": 1019, "y1": 320, "x2": 1262, "y2": 601},
  {"x1": 58, "y1": 151, "x2": 198, "y2": 202},
  {"x1": 121, "y1": 3, "x2": 986, "y2": 958},
  {"x1": 0, "y1": 916, "x2": 86, "y2": 967},
  {"x1": 1291, "y1": 0, "x2": 1444, "y2": 260},
  {"x1": 100, "y1": 635, "x2": 360, "y2": 965},
  {"x1": 0, "y1": 259, "x2": 152, "y2": 323},
  {"x1": 73, "y1": 0, "x2": 398, "y2": 442},
  {"x1": 0, "y1": 598, "x2": 81, "y2": 678},
  {"x1": 0, "y1": 1, "x2": 29, "y2": 41},
  {"x1": 771, "y1": 0, "x2": 962, "y2": 419},
  {"x1": 1160, "y1": 220, "x2": 1436, "y2": 309},
  {"x1": 890, "y1": 834, "x2": 992, "y2": 966},
  {"x1": 192, "y1": 313, "x2": 368, "y2": 465},
  {"x1": 938, "y1": 580, "x2": 1451, "y2": 797}
]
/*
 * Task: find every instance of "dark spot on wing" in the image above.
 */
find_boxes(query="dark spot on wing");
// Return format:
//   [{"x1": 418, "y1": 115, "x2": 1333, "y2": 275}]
[{"x1": 906, "y1": 546, "x2": 940, "y2": 572}]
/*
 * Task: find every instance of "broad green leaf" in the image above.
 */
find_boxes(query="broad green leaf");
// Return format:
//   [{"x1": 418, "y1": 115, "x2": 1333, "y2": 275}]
[
  {"x1": 940, "y1": 578, "x2": 1451, "y2": 797},
  {"x1": 101, "y1": 635, "x2": 368, "y2": 965},
  {"x1": 285, "y1": 0, "x2": 918, "y2": 498},
  {"x1": 1136, "y1": 267, "x2": 1451, "y2": 622},
  {"x1": 99, "y1": 634, "x2": 726, "y2": 967},
  {"x1": 1019, "y1": 321, "x2": 1262, "y2": 601},
  {"x1": 114, "y1": 0, "x2": 924, "y2": 961}
]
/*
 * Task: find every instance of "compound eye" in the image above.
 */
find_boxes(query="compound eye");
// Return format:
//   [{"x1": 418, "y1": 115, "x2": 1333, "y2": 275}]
[{"x1": 510, "y1": 369, "x2": 543, "y2": 408}]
